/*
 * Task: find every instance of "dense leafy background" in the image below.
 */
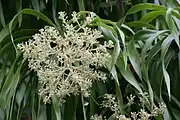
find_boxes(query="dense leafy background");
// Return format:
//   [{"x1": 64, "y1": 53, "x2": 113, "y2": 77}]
[{"x1": 0, "y1": 0, "x2": 179, "y2": 120}]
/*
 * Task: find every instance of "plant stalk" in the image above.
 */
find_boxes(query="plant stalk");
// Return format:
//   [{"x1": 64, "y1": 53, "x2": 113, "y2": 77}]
[{"x1": 81, "y1": 94, "x2": 87, "y2": 120}]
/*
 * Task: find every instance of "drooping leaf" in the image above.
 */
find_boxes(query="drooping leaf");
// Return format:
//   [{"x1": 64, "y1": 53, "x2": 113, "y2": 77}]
[
  {"x1": 115, "y1": 26, "x2": 127, "y2": 69},
  {"x1": 140, "y1": 10, "x2": 166, "y2": 23},
  {"x1": 127, "y1": 3, "x2": 167, "y2": 15},
  {"x1": 16, "y1": 82, "x2": 27, "y2": 107},
  {"x1": 161, "y1": 34, "x2": 174, "y2": 99},
  {"x1": 0, "y1": 0, "x2": 6, "y2": 27},
  {"x1": 111, "y1": 66, "x2": 124, "y2": 114},
  {"x1": 121, "y1": 24, "x2": 135, "y2": 35},
  {"x1": 116, "y1": 56, "x2": 143, "y2": 94},
  {"x1": 127, "y1": 21, "x2": 156, "y2": 29},
  {"x1": 16, "y1": 0, "x2": 22, "y2": 28},
  {"x1": 147, "y1": 41, "x2": 162, "y2": 65},
  {"x1": 127, "y1": 42, "x2": 142, "y2": 80},
  {"x1": 134, "y1": 29, "x2": 158, "y2": 41},
  {"x1": 99, "y1": 26, "x2": 121, "y2": 71},
  {"x1": 166, "y1": 8, "x2": 179, "y2": 48}
]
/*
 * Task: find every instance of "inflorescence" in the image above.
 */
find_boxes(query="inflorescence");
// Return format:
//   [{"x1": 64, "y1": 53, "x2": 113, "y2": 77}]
[{"x1": 18, "y1": 11, "x2": 112, "y2": 104}]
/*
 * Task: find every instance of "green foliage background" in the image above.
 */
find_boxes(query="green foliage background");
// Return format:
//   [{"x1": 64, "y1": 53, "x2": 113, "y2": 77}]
[{"x1": 0, "y1": 0, "x2": 179, "y2": 120}]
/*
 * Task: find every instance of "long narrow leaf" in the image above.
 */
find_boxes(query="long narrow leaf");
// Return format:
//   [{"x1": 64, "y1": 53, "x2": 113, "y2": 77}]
[
  {"x1": 99, "y1": 26, "x2": 121, "y2": 71},
  {"x1": 127, "y1": 42, "x2": 142, "y2": 80},
  {"x1": 116, "y1": 56, "x2": 143, "y2": 94},
  {"x1": 161, "y1": 34, "x2": 174, "y2": 99},
  {"x1": 52, "y1": 95, "x2": 61, "y2": 120},
  {"x1": 0, "y1": 0, "x2": 6, "y2": 27},
  {"x1": 140, "y1": 10, "x2": 166, "y2": 23},
  {"x1": 166, "y1": 8, "x2": 179, "y2": 48},
  {"x1": 16, "y1": 0, "x2": 22, "y2": 27},
  {"x1": 127, "y1": 3, "x2": 167, "y2": 15}
]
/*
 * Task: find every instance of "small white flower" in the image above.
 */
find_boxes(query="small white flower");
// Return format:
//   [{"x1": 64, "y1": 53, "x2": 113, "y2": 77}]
[{"x1": 18, "y1": 11, "x2": 111, "y2": 105}]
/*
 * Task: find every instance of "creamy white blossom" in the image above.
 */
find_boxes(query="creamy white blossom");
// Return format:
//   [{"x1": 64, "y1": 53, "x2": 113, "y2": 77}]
[
  {"x1": 101, "y1": 94, "x2": 166, "y2": 120},
  {"x1": 91, "y1": 114, "x2": 104, "y2": 120},
  {"x1": 18, "y1": 11, "x2": 112, "y2": 104}
]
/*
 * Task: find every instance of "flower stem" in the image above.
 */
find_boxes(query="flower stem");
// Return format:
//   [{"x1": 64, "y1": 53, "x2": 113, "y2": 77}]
[{"x1": 81, "y1": 94, "x2": 87, "y2": 120}]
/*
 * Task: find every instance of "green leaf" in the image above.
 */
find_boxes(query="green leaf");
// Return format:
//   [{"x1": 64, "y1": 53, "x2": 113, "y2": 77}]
[
  {"x1": 0, "y1": 36, "x2": 32, "y2": 57},
  {"x1": 116, "y1": 56, "x2": 143, "y2": 94},
  {"x1": 15, "y1": 82, "x2": 26, "y2": 107},
  {"x1": 147, "y1": 41, "x2": 162, "y2": 65},
  {"x1": 32, "y1": 89, "x2": 37, "y2": 120},
  {"x1": 165, "y1": 0, "x2": 177, "y2": 8},
  {"x1": 21, "y1": 9, "x2": 55, "y2": 26},
  {"x1": 115, "y1": 26, "x2": 125, "y2": 49},
  {"x1": 142, "y1": 30, "x2": 169, "y2": 56},
  {"x1": 163, "y1": 108, "x2": 172, "y2": 120},
  {"x1": 90, "y1": 84, "x2": 96, "y2": 117},
  {"x1": 116, "y1": 16, "x2": 126, "y2": 28},
  {"x1": 52, "y1": 0, "x2": 63, "y2": 35},
  {"x1": 0, "y1": 108, "x2": 5, "y2": 120},
  {"x1": 171, "y1": 95, "x2": 180, "y2": 109},
  {"x1": 140, "y1": 30, "x2": 169, "y2": 106},
  {"x1": 0, "y1": 0, "x2": 6, "y2": 27},
  {"x1": 166, "y1": 8, "x2": 179, "y2": 48},
  {"x1": 127, "y1": 21, "x2": 156, "y2": 29},
  {"x1": 115, "y1": 26, "x2": 127, "y2": 69},
  {"x1": 0, "y1": 25, "x2": 15, "y2": 43},
  {"x1": 171, "y1": 8, "x2": 180, "y2": 19},
  {"x1": 81, "y1": 94, "x2": 87, "y2": 120},
  {"x1": 171, "y1": 108, "x2": 180, "y2": 120},
  {"x1": 127, "y1": 3, "x2": 167, "y2": 15},
  {"x1": 111, "y1": 65, "x2": 124, "y2": 114},
  {"x1": 16, "y1": 0, "x2": 22, "y2": 28},
  {"x1": 140, "y1": 10, "x2": 166, "y2": 23},
  {"x1": 105, "y1": 53, "x2": 124, "y2": 114},
  {"x1": 99, "y1": 26, "x2": 121, "y2": 71},
  {"x1": 134, "y1": 29, "x2": 157, "y2": 41},
  {"x1": 23, "y1": 84, "x2": 31, "y2": 108},
  {"x1": 161, "y1": 34, "x2": 174, "y2": 99},
  {"x1": 31, "y1": 0, "x2": 40, "y2": 11},
  {"x1": 172, "y1": 17, "x2": 180, "y2": 31},
  {"x1": 114, "y1": 78, "x2": 124, "y2": 115},
  {"x1": 0, "y1": 60, "x2": 8, "y2": 89},
  {"x1": 121, "y1": 24, "x2": 135, "y2": 35},
  {"x1": 52, "y1": 95, "x2": 61, "y2": 120},
  {"x1": 6, "y1": 59, "x2": 25, "y2": 109},
  {"x1": 0, "y1": 64, "x2": 16, "y2": 108},
  {"x1": 0, "y1": 29, "x2": 37, "y2": 45},
  {"x1": 127, "y1": 42, "x2": 142, "y2": 80},
  {"x1": 8, "y1": 8, "x2": 56, "y2": 53},
  {"x1": 96, "y1": 82, "x2": 107, "y2": 96},
  {"x1": 77, "y1": 0, "x2": 85, "y2": 11},
  {"x1": 0, "y1": 53, "x2": 23, "y2": 109},
  {"x1": 37, "y1": 105, "x2": 47, "y2": 120},
  {"x1": 64, "y1": 0, "x2": 70, "y2": 5}
]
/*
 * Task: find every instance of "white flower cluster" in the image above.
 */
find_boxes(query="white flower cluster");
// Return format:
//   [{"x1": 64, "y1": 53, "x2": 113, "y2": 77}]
[
  {"x1": 18, "y1": 11, "x2": 112, "y2": 104},
  {"x1": 91, "y1": 114, "x2": 103, "y2": 120},
  {"x1": 101, "y1": 94, "x2": 166, "y2": 120},
  {"x1": 101, "y1": 94, "x2": 121, "y2": 116}
]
